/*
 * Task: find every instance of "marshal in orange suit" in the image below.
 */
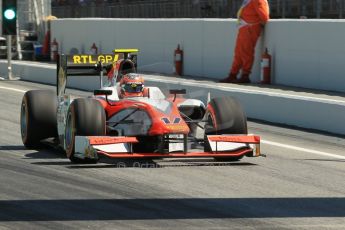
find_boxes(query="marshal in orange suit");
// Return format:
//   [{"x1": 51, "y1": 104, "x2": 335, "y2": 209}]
[{"x1": 220, "y1": 0, "x2": 270, "y2": 83}]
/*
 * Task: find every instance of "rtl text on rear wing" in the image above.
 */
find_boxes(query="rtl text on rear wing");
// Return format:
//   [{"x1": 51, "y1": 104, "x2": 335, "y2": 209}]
[{"x1": 56, "y1": 49, "x2": 139, "y2": 96}]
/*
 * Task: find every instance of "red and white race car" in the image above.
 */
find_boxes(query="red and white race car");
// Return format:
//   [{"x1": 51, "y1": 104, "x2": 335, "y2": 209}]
[{"x1": 20, "y1": 49, "x2": 261, "y2": 163}]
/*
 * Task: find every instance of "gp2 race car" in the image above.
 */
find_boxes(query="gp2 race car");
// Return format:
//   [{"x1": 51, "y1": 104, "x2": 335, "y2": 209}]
[{"x1": 20, "y1": 49, "x2": 261, "y2": 164}]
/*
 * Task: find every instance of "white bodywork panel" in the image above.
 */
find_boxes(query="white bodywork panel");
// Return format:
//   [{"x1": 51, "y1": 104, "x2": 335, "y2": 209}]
[
  {"x1": 108, "y1": 108, "x2": 152, "y2": 136},
  {"x1": 93, "y1": 143, "x2": 130, "y2": 153},
  {"x1": 178, "y1": 99, "x2": 205, "y2": 108},
  {"x1": 169, "y1": 143, "x2": 184, "y2": 152},
  {"x1": 74, "y1": 136, "x2": 132, "y2": 159},
  {"x1": 207, "y1": 135, "x2": 260, "y2": 157},
  {"x1": 208, "y1": 139, "x2": 248, "y2": 151},
  {"x1": 146, "y1": 87, "x2": 166, "y2": 100},
  {"x1": 168, "y1": 134, "x2": 184, "y2": 152},
  {"x1": 74, "y1": 135, "x2": 184, "y2": 157}
]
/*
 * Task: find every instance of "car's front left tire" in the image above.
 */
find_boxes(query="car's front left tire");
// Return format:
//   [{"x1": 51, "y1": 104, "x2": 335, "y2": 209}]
[{"x1": 65, "y1": 98, "x2": 106, "y2": 164}]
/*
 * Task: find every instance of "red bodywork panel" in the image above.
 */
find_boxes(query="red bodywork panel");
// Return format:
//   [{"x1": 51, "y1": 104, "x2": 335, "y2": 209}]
[
  {"x1": 97, "y1": 148, "x2": 253, "y2": 159},
  {"x1": 86, "y1": 135, "x2": 257, "y2": 159},
  {"x1": 89, "y1": 136, "x2": 139, "y2": 145},
  {"x1": 208, "y1": 135, "x2": 260, "y2": 143},
  {"x1": 97, "y1": 97, "x2": 190, "y2": 136},
  {"x1": 90, "y1": 96, "x2": 261, "y2": 160}
]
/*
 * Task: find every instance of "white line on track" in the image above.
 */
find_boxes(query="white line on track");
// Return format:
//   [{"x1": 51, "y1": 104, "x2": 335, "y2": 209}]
[
  {"x1": 262, "y1": 140, "x2": 345, "y2": 160},
  {"x1": 0, "y1": 86, "x2": 26, "y2": 93},
  {"x1": 1, "y1": 84, "x2": 344, "y2": 160}
]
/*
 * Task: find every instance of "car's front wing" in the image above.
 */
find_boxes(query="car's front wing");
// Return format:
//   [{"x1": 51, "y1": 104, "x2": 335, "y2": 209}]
[{"x1": 74, "y1": 135, "x2": 261, "y2": 160}]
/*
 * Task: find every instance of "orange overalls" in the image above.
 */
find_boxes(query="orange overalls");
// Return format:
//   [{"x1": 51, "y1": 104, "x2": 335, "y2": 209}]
[{"x1": 230, "y1": 0, "x2": 270, "y2": 76}]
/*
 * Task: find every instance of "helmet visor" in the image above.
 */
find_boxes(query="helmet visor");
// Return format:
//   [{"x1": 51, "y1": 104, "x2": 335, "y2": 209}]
[{"x1": 123, "y1": 83, "x2": 143, "y2": 93}]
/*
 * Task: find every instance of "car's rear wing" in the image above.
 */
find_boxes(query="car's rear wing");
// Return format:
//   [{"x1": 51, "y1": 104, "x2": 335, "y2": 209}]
[{"x1": 56, "y1": 49, "x2": 139, "y2": 96}]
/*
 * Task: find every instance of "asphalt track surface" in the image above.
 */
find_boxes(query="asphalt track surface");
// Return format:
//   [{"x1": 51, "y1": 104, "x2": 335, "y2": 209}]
[{"x1": 0, "y1": 80, "x2": 344, "y2": 229}]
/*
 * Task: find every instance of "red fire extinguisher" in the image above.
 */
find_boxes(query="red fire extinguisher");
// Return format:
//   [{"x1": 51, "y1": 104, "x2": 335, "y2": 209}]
[
  {"x1": 174, "y1": 44, "x2": 183, "y2": 76},
  {"x1": 51, "y1": 38, "x2": 59, "y2": 62},
  {"x1": 260, "y1": 48, "x2": 271, "y2": 84},
  {"x1": 90, "y1": 42, "x2": 98, "y2": 55}
]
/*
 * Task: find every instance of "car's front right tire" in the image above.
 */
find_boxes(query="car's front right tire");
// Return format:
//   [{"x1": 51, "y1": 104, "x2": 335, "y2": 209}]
[{"x1": 204, "y1": 97, "x2": 248, "y2": 162}]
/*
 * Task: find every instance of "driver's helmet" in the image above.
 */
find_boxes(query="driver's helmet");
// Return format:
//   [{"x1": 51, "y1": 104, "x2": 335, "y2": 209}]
[{"x1": 119, "y1": 73, "x2": 144, "y2": 98}]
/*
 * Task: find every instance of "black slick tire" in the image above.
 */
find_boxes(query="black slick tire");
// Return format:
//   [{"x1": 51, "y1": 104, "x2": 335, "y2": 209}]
[
  {"x1": 65, "y1": 98, "x2": 106, "y2": 164},
  {"x1": 204, "y1": 97, "x2": 248, "y2": 162},
  {"x1": 20, "y1": 90, "x2": 58, "y2": 148}
]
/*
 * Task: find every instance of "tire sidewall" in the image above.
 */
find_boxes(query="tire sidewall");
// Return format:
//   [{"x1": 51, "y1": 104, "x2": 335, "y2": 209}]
[
  {"x1": 20, "y1": 90, "x2": 57, "y2": 147},
  {"x1": 206, "y1": 97, "x2": 247, "y2": 135},
  {"x1": 64, "y1": 98, "x2": 106, "y2": 161},
  {"x1": 20, "y1": 95, "x2": 29, "y2": 144},
  {"x1": 65, "y1": 103, "x2": 76, "y2": 158},
  {"x1": 204, "y1": 97, "x2": 248, "y2": 161}
]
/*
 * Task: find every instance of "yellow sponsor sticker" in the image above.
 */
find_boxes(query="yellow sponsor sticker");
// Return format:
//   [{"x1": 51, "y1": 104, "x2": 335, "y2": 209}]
[
  {"x1": 166, "y1": 124, "x2": 188, "y2": 132},
  {"x1": 72, "y1": 54, "x2": 119, "y2": 64},
  {"x1": 114, "y1": 49, "x2": 139, "y2": 53}
]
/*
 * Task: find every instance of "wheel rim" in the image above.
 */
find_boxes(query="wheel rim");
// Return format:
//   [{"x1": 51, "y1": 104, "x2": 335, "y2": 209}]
[
  {"x1": 207, "y1": 113, "x2": 214, "y2": 128},
  {"x1": 20, "y1": 100, "x2": 27, "y2": 141},
  {"x1": 205, "y1": 111, "x2": 217, "y2": 134},
  {"x1": 65, "y1": 111, "x2": 74, "y2": 156}
]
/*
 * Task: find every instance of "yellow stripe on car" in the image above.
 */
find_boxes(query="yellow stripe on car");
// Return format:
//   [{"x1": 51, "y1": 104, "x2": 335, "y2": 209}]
[{"x1": 114, "y1": 49, "x2": 139, "y2": 53}]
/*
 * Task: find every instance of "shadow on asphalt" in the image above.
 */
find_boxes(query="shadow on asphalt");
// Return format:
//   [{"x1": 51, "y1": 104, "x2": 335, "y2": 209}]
[
  {"x1": 70, "y1": 158, "x2": 161, "y2": 169},
  {"x1": 0, "y1": 145, "x2": 27, "y2": 151},
  {"x1": 28, "y1": 155, "x2": 257, "y2": 168},
  {"x1": 66, "y1": 161, "x2": 256, "y2": 169},
  {"x1": 25, "y1": 149, "x2": 66, "y2": 159},
  {"x1": 0, "y1": 197, "x2": 344, "y2": 221},
  {"x1": 18, "y1": 146, "x2": 257, "y2": 168},
  {"x1": 32, "y1": 161, "x2": 72, "y2": 166}
]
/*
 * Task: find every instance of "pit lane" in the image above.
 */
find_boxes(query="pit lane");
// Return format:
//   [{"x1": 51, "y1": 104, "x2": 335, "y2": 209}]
[{"x1": 0, "y1": 80, "x2": 344, "y2": 229}]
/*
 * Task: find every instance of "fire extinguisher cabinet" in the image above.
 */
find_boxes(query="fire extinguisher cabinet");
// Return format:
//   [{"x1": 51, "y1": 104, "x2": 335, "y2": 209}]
[
  {"x1": 260, "y1": 48, "x2": 271, "y2": 84},
  {"x1": 174, "y1": 44, "x2": 183, "y2": 76}
]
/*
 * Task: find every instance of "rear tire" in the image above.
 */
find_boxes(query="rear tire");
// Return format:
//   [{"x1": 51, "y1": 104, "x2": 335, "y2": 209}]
[
  {"x1": 20, "y1": 90, "x2": 58, "y2": 148},
  {"x1": 204, "y1": 97, "x2": 247, "y2": 162},
  {"x1": 65, "y1": 98, "x2": 106, "y2": 164}
]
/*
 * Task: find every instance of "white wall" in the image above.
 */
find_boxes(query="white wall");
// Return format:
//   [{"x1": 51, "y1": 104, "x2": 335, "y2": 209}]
[
  {"x1": 265, "y1": 19, "x2": 345, "y2": 93},
  {"x1": 51, "y1": 18, "x2": 263, "y2": 82},
  {"x1": 52, "y1": 18, "x2": 345, "y2": 93},
  {"x1": 2, "y1": 60, "x2": 345, "y2": 135}
]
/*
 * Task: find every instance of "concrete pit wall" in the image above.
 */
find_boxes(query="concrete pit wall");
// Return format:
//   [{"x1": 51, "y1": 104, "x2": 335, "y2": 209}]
[{"x1": 51, "y1": 18, "x2": 345, "y2": 93}]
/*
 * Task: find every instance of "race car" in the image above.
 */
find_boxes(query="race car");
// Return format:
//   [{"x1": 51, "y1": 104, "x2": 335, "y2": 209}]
[{"x1": 20, "y1": 49, "x2": 261, "y2": 164}]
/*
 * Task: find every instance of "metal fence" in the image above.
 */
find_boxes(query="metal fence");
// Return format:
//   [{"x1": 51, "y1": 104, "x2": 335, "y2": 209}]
[
  {"x1": 51, "y1": 0, "x2": 345, "y2": 19},
  {"x1": 269, "y1": 0, "x2": 345, "y2": 18}
]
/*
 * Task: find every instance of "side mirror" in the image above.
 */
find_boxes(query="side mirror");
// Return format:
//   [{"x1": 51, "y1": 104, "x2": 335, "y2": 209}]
[
  {"x1": 169, "y1": 89, "x2": 186, "y2": 102},
  {"x1": 94, "y1": 89, "x2": 113, "y2": 96},
  {"x1": 94, "y1": 89, "x2": 115, "y2": 106},
  {"x1": 169, "y1": 89, "x2": 186, "y2": 95}
]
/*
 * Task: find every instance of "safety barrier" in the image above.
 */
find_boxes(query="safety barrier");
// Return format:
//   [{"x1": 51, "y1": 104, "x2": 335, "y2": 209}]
[{"x1": 51, "y1": 18, "x2": 345, "y2": 93}]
